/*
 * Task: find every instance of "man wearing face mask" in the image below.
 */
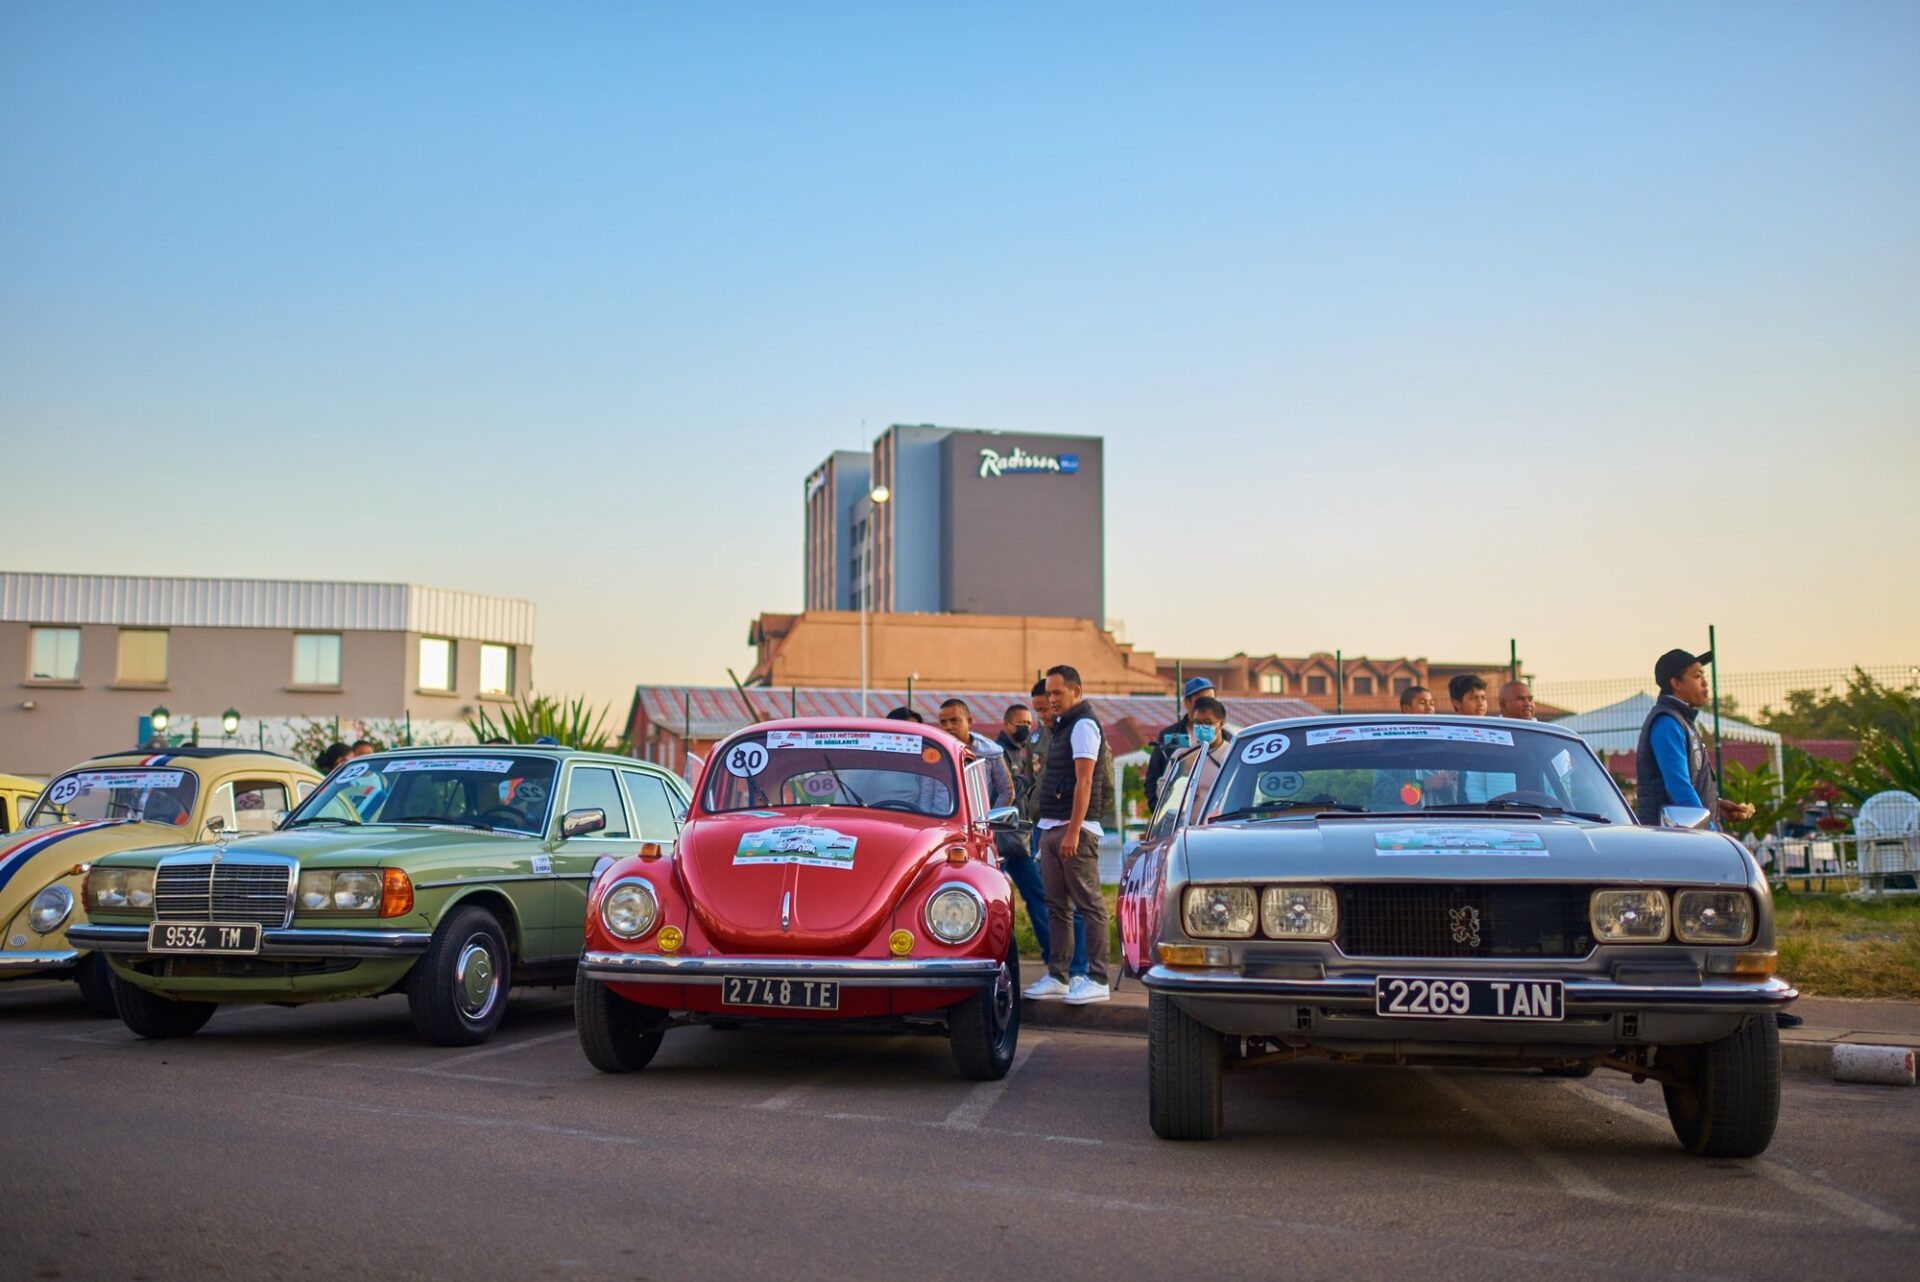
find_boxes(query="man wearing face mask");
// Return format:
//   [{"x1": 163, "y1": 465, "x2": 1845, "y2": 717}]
[
  {"x1": 1168, "y1": 697, "x2": 1234, "y2": 822},
  {"x1": 1145, "y1": 677, "x2": 1217, "y2": 806}
]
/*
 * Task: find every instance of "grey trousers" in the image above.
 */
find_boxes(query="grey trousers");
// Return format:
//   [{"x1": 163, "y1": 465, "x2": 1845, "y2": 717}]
[{"x1": 1038, "y1": 824, "x2": 1109, "y2": 985}]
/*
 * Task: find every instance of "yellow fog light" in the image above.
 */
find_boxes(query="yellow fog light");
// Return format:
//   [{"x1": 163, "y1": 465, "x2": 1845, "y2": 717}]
[
  {"x1": 889, "y1": 929, "x2": 914, "y2": 956},
  {"x1": 1157, "y1": 943, "x2": 1232, "y2": 968},
  {"x1": 657, "y1": 926, "x2": 683, "y2": 953}
]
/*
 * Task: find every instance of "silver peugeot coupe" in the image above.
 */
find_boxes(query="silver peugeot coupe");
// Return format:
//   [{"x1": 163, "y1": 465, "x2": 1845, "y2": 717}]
[{"x1": 1119, "y1": 715, "x2": 1796, "y2": 1156}]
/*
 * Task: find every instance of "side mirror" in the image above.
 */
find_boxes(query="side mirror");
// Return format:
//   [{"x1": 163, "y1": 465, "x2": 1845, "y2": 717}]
[
  {"x1": 561, "y1": 807, "x2": 607, "y2": 839},
  {"x1": 1660, "y1": 805, "x2": 1712, "y2": 830},
  {"x1": 204, "y1": 815, "x2": 226, "y2": 839},
  {"x1": 984, "y1": 806, "x2": 1021, "y2": 830}
]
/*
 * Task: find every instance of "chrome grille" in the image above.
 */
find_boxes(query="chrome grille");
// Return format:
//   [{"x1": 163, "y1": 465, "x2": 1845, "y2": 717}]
[{"x1": 154, "y1": 860, "x2": 294, "y2": 927}]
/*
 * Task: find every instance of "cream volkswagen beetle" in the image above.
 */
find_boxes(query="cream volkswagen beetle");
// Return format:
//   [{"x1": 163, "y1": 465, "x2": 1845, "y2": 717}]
[{"x1": 1121, "y1": 716, "x2": 1796, "y2": 1157}]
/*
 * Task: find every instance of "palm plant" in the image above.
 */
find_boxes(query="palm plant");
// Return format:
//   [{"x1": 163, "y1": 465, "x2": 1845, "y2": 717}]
[{"x1": 465, "y1": 694, "x2": 622, "y2": 753}]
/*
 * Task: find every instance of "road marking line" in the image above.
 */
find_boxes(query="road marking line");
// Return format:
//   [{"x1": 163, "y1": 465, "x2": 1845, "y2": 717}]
[
  {"x1": 440, "y1": 1028, "x2": 578, "y2": 1064},
  {"x1": 276, "y1": 1034, "x2": 411, "y2": 1061},
  {"x1": 751, "y1": 1038, "x2": 907, "y2": 1111},
  {"x1": 1555, "y1": 1079, "x2": 1914, "y2": 1233},
  {"x1": 322, "y1": 1061, "x2": 534, "y2": 1087},
  {"x1": 941, "y1": 1035, "x2": 1045, "y2": 1130},
  {"x1": 1422, "y1": 1070, "x2": 1621, "y2": 1203}
]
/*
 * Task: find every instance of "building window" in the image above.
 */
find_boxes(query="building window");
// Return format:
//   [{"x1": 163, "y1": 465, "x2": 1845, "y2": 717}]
[
  {"x1": 1259, "y1": 672, "x2": 1285, "y2": 694},
  {"x1": 29, "y1": 627, "x2": 81, "y2": 682},
  {"x1": 116, "y1": 629, "x2": 169, "y2": 684},
  {"x1": 1305, "y1": 675, "x2": 1328, "y2": 696},
  {"x1": 1393, "y1": 677, "x2": 1414, "y2": 695},
  {"x1": 479, "y1": 643, "x2": 514, "y2": 696},
  {"x1": 1353, "y1": 676, "x2": 1375, "y2": 696},
  {"x1": 419, "y1": 637, "x2": 455, "y2": 692},
  {"x1": 293, "y1": 633, "x2": 342, "y2": 686}
]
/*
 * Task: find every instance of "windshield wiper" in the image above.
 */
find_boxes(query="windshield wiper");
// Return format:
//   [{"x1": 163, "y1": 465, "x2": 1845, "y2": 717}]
[
  {"x1": 818, "y1": 754, "x2": 866, "y2": 808},
  {"x1": 389, "y1": 817, "x2": 496, "y2": 832},
  {"x1": 285, "y1": 816, "x2": 357, "y2": 829},
  {"x1": 1425, "y1": 800, "x2": 1613, "y2": 823},
  {"x1": 1211, "y1": 801, "x2": 1367, "y2": 823}
]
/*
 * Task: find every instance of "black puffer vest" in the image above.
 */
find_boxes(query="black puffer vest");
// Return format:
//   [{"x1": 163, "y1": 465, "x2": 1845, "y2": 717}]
[
  {"x1": 1038, "y1": 701, "x2": 1113, "y2": 825},
  {"x1": 1633, "y1": 693, "x2": 1720, "y2": 824}
]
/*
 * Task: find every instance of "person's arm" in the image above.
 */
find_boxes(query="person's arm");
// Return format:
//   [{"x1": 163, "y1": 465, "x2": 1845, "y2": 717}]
[
  {"x1": 989, "y1": 755, "x2": 1013, "y2": 809},
  {"x1": 1648, "y1": 718, "x2": 1703, "y2": 808},
  {"x1": 1143, "y1": 744, "x2": 1167, "y2": 805},
  {"x1": 1065, "y1": 758, "x2": 1095, "y2": 849}
]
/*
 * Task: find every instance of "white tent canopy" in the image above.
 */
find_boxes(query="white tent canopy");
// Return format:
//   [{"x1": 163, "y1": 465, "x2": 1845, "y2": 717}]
[{"x1": 1550, "y1": 692, "x2": 1783, "y2": 781}]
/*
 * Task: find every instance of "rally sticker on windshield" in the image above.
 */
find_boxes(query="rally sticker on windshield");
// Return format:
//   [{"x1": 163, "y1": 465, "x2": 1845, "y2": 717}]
[
  {"x1": 1375, "y1": 827, "x2": 1547, "y2": 855},
  {"x1": 1307, "y1": 724, "x2": 1515, "y2": 747},
  {"x1": 46, "y1": 770, "x2": 185, "y2": 805},
  {"x1": 766, "y1": 730, "x2": 921, "y2": 755},
  {"x1": 734, "y1": 825, "x2": 858, "y2": 870},
  {"x1": 1239, "y1": 733, "x2": 1290, "y2": 764},
  {"x1": 380, "y1": 758, "x2": 515, "y2": 774}
]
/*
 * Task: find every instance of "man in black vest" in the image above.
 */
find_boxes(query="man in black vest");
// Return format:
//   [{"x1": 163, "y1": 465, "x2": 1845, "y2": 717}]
[
  {"x1": 1022, "y1": 664, "x2": 1112, "y2": 1004},
  {"x1": 1634, "y1": 648, "x2": 1754, "y2": 828}
]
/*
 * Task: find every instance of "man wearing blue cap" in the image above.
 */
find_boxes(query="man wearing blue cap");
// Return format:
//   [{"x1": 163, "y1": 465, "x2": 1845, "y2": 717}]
[{"x1": 1144, "y1": 676, "x2": 1218, "y2": 805}]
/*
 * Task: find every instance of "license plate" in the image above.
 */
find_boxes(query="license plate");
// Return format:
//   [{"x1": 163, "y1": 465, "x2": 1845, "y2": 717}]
[
  {"x1": 1375, "y1": 975, "x2": 1564, "y2": 1022},
  {"x1": 147, "y1": 922, "x2": 262, "y2": 956},
  {"x1": 721, "y1": 976, "x2": 840, "y2": 1010}
]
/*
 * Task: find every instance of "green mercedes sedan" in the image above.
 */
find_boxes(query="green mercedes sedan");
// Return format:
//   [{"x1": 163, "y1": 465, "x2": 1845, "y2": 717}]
[{"x1": 69, "y1": 746, "x2": 689, "y2": 1045}]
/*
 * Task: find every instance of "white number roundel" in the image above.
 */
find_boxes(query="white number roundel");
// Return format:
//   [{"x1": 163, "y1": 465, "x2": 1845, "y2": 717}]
[
  {"x1": 726, "y1": 743, "x2": 769, "y2": 777},
  {"x1": 1240, "y1": 734, "x2": 1290, "y2": 765},
  {"x1": 48, "y1": 777, "x2": 82, "y2": 805}
]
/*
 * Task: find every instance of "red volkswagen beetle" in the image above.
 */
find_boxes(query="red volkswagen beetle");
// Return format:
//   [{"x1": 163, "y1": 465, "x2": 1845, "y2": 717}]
[{"x1": 574, "y1": 718, "x2": 1021, "y2": 1079}]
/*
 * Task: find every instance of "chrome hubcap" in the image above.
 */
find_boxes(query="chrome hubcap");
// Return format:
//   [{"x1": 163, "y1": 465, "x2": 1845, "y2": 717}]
[{"x1": 454, "y1": 938, "x2": 499, "y2": 1020}]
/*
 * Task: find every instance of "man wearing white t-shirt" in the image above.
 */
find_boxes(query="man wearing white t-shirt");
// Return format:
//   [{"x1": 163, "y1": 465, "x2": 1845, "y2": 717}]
[{"x1": 1022, "y1": 664, "x2": 1113, "y2": 1005}]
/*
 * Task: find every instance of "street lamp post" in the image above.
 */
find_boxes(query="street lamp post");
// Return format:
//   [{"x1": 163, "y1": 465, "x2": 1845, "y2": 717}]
[{"x1": 860, "y1": 483, "x2": 891, "y2": 717}]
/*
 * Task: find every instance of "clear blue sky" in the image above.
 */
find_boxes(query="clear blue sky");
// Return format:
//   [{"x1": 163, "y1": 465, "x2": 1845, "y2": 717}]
[{"x1": 3, "y1": 2, "x2": 1915, "y2": 713}]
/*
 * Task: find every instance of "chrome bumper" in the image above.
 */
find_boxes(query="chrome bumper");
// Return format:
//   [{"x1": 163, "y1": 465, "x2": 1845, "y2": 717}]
[
  {"x1": 580, "y1": 951, "x2": 1001, "y2": 989},
  {"x1": 0, "y1": 949, "x2": 80, "y2": 973},
  {"x1": 68, "y1": 923, "x2": 432, "y2": 959},
  {"x1": 1142, "y1": 965, "x2": 1799, "y2": 1012}
]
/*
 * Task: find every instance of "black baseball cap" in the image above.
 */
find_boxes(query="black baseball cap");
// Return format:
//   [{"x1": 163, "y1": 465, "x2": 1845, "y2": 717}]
[{"x1": 1655, "y1": 648, "x2": 1713, "y2": 690}]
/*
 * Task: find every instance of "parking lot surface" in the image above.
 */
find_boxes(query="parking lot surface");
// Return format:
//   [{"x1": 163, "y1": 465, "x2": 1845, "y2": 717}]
[{"x1": 2, "y1": 980, "x2": 1915, "y2": 1282}]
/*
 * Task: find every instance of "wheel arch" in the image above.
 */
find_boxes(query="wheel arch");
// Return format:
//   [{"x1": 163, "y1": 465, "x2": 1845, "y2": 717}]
[{"x1": 437, "y1": 887, "x2": 527, "y2": 961}]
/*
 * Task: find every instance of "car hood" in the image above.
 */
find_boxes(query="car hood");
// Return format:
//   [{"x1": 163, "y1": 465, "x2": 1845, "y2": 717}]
[
  {"x1": 1181, "y1": 817, "x2": 1752, "y2": 886},
  {"x1": 0, "y1": 820, "x2": 178, "y2": 914},
  {"x1": 677, "y1": 809, "x2": 956, "y2": 952}
]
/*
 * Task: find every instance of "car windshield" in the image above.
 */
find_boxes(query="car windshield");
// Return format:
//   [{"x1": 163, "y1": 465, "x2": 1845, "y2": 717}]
[
  {"x1": 27, "y1": 767, "x2": 201, "y2": 829},
  {"x1": 703, "y1": 728, "x2": 958, "y2": 818},
  {"x1": 286, "y1": 754, "x2": 559, "y2": 836},
  {"x1": 1205, "y1": 721, "x2": 1632, "y2": 825}
]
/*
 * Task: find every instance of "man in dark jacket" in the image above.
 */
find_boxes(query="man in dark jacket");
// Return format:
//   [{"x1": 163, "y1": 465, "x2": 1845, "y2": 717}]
[
  {"x1": 999, "y1": 695, "x2": 1087, "y2": 981},
  {"x1": 1634, "y1": 648, "x2": 1754, "y2": 828},
  {"x1": 1144, "y1": 676, "x2": 1216, "y2": 806},
  {"x1": 1023, "y1": 664, "x2": 1113, "y2": 1004}
]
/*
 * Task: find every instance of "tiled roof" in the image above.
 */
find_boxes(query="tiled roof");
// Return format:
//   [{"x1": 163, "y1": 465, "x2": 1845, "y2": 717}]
[{"x1": 629, "y1": 685, "x2": 1322, "y2": 744}]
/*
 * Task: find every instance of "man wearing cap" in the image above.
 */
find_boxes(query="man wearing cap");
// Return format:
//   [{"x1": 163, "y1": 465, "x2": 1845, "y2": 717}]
[
  {"x1": 1634, "y1": 649, "x2": 1755, "y2": 828},
  {"x1": 1145, "y1": 677, "x2": 1216, "y2": 805}
]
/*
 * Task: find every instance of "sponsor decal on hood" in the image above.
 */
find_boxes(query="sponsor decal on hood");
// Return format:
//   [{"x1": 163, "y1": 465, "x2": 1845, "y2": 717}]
[{"x1": 734, "y1": 824, "x2": 858, "y2": 870}]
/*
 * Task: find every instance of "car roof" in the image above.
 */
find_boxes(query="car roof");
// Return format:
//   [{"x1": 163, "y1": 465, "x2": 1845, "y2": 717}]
[
  {"x1": 1228, "y1": 712, "x2": 1586, "y2": 742},
  {"x1": 714, "y1": 717, "x2": 968, "y2": 753},
  {"x1": 87, "y1": 746, "x2": 306, "y2": 762}
]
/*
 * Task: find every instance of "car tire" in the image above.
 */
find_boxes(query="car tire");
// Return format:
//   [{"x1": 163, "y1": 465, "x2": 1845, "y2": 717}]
[
  {"x1": 74, "y1": 953, "x2": 119, "y2": 1018},
  {"x1": 1149, "y1": 989, "x2": 1224, "y2": 1140},
  {"x1": 575, "y1": 969, "x2": 667, "y2": 1073},
  {"x1": 1659, "y1": 1015, "x2": 1782, "y2": 1158},
  {"x1": 111, "y1": 972, "x2": 215, "y2": 1039},
  {"x1": 406, "y1": 905, "x2": 512, "y2": 1047},
  {"x1": 949, "y1": 939, "x2": 1020, "y2": 1081}
]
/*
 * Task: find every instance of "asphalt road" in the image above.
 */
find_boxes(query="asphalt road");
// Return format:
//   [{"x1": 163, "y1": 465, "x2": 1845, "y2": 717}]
[{"x1": 2, "y1": 979, "x2": 1916, "y2": 1282}]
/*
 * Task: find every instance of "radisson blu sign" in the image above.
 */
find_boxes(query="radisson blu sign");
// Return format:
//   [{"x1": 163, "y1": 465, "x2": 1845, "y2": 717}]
[{"x1": 977, "y1": 447, "x2": 1079, "y2": 478}]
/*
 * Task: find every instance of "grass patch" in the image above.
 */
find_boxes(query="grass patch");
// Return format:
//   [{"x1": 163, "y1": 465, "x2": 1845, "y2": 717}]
[{"x1": 1774, "y1": 891, "x2": 1920, "y2": 999}]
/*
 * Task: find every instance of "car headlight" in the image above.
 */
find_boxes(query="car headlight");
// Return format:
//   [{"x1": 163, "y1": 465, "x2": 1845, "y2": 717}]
[
  {"x1": 601, "y1": 880, "x2": 659, "y2": 939},
  {"x1": 1675, "y1": 889, "x2": 1754, "y2": 944},
  {"x1": 28, "y1": 885, "x2": 74, "y2": 934},
  {"x1": 296, "y1": 869, "x2": 384, "y2": 914},
  {"x1": 1260, "y1": 886, "x2": 1337, "y2": 939},
  {"x1": 1591, "y1": 888, "x2": 1670, "y2": 942},
  {"x1": 86, "y1": 868, "x2": 154, "y2": 913},
  {"x1": 1184, "y1": 885, "x2": 1258, "y2": 938},
  {"x1": 924, "y1": 884, "x2": 986, "y2": 945}
]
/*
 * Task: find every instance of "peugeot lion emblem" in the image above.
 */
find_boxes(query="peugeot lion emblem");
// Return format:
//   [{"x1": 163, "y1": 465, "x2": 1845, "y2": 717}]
[{"x1": 1449, "y1": 905, "x2": 1482, "y2": 948}]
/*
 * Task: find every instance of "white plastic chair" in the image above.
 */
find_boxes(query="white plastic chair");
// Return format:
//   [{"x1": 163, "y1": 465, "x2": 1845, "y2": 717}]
[{"x1": 1855, "y1": 790, "x2": 1920, "y2": 891}]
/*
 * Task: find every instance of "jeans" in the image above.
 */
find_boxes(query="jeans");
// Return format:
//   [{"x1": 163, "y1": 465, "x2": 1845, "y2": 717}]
[{"x1": 1003, "y1": 846, "x2": 1087, "y2": 978}]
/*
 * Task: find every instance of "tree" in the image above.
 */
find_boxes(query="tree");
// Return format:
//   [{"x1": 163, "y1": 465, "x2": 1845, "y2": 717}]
[
  {"x1": 466, "y1": 694, "x2": 621, "y2": 753},
  {"x1": 1756, "y1": 669, "x2": 1920, "y2": 741}
]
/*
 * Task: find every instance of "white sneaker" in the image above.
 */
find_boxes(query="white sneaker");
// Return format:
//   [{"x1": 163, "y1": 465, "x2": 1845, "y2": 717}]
[
  {"x1": 1063, "y1": 976, "x2": 1110, "y2": 1005},
  {"x1": 1022, "y1": 974, "x2": 1071, "y2": 1000}
]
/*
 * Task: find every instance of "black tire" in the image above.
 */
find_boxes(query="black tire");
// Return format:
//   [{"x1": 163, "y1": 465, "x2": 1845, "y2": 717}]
[
  {"x1": 949, "y1": 941, "x2": 1020, "y2": 1081},
  {"x1": 1659, "y1": 1015, "x2": 1782, "y2": 1158},
  {"x1": 1149, "y1": 989, "x2": 1225, "y2": 1140},
  {"x1": 575, "y1": 969, "x2": 667, "y2": 1073},
  {"x1": 406, "y1": 905, "x2": 512, "y2": 1047},
  {"x1": 111, "y1": 972, "x2": 215, "y2": 1039},
  {"x1": 74, "y1": 954, "x2": 119, "y2": 1018}
]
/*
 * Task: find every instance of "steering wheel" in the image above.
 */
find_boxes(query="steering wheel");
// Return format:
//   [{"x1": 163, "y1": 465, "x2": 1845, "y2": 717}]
[
  {"x1": 477, "y1": 806, "x2": 530, "y2": 828},
  {"x1": 866, "y1": 799, "x2": 925, "y2": 814},
  {"x1": 1484, "y1": 790, "x2": 1563, "y2": 810}
]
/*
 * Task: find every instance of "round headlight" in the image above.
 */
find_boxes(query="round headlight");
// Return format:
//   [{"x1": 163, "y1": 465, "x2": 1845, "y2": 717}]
[
  {"x1": 29, "y1": 885, "x2": 74, "y2": 934},
  {"x1": 601, "y1": 880, "x2": 659, "y2": 939},
  {"x1": 924, "y1": 884, "x2": 985, "y2": 945}
]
